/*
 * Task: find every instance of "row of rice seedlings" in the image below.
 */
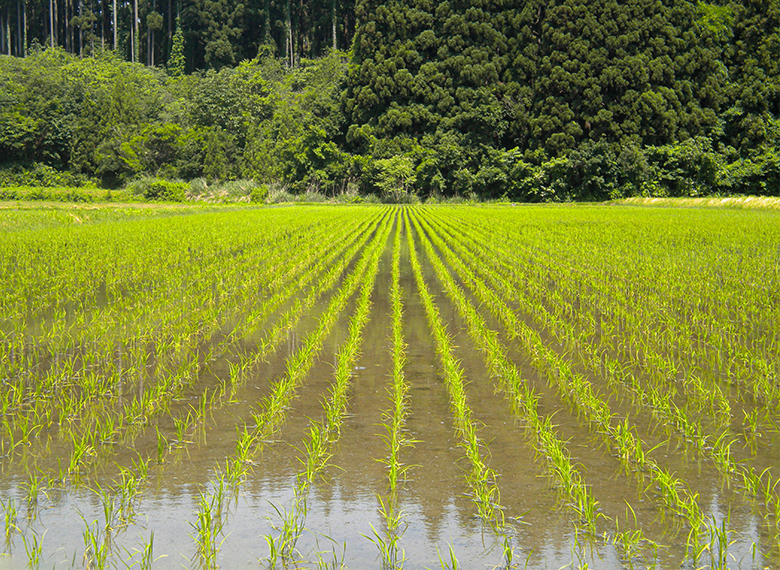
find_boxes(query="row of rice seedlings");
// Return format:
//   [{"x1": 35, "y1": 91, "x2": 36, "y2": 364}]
[
  {"x1": 262, "y1": 210, "x2": 386, "y2": 567},
  {"x1": 185, "y1": 211, "x2": 392, "y2": 568},
  {"x1": 446, "y1": 208, "x2": 780, "y2": 414},
  {"x1": 427, "y1": 213, "x2": 726, "y2": 444},
  {"x1": 205, "y1": 208, "x2": 390, "y2": 406},
  {"x1": 243, "y1": 211, "x2": 392, "y2": 465},
  {"x1": 0, "y1": 209, "x2": 361, "y2": 419},
  {"x1": 409, "y1": 212, "x2": 616, "y2": 546},
  {"x1": 0, "y1": 213, "x2": 277, "y2": 370},
  {"x1": 426, "y1": 211, "x2": 726, "y2": 434},
  {"x1": 542, "y1": 218, "x2": 780, "y2": 408},
  {"x1": 414, "y1": 210, "x2": 727, "y2": 566},
  {"x1": 70, "y1": 209, "x2": 382, "y2": 478},
  {"x1": 428, "y1": 209, "x2": 780, "y2": 526},
  {"x1": 0, "y1": 213, "x2": 379, "y2": 562},
  {"x1": 185, "y1": 208, "x2": 393, "y2": 529},
  {"x1": 215, "y1": 210, "x2": 384, "y2": 352},
  {"x1": 0, "y1": 211, "x2": 381, "y2": 477},
  {"x1": 426, "y1": 209, "x2": 735, "y2": 429},
  {"x1": 369, "y1": 216, "x2": 414, "y2": 569},
  {"x1": 5, "y1": 210, "x2": 385, "y2": 569},
  {"x1": 456, "y1": 223, "x2": 778, "y2": 563},
  {"x1": 0, "y1": 208, "x2": 322, "y2": 331},
  {"x1": 404, "y1": 211, "x2": 504, "y2": 533},
  {"x1": 1, "y1": 209, "x2": 362, "y2": 401}
]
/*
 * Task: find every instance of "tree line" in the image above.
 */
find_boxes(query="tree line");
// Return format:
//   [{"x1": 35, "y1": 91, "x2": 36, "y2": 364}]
[
  {"x1": 0, "y1": 0, "x2": 356, "y2": 68},
  {"x1": 2, "y1": 0, "x2": 780, "y2": 201}
]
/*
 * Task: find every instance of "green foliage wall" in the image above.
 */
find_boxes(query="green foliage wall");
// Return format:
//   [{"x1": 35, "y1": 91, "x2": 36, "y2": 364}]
[{"x1": 4, "y1": 0, "x2": 780, "y2": 201}]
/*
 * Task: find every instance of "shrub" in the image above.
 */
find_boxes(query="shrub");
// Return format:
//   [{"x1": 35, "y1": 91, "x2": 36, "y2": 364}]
[
  {"x1": 127, "y1": 177, "x2": 187, "y2": 202},
  {"x1": 250, "y1": 184, "x2": 269, "y2": 203}
]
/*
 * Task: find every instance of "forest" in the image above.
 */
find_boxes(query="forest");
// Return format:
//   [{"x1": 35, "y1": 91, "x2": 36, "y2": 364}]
[{"x1": 2, "y1": 0, "x2": 780, "y2": 200}]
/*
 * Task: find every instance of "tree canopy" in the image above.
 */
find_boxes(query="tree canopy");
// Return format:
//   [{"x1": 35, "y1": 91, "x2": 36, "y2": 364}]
[{"x1": 2, "y1": 0, "x2": 780, "y2": 200}]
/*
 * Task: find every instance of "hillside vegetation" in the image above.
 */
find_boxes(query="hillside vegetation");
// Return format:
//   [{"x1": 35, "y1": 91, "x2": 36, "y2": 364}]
[{"x1": 2, "y1": 0, "x2": 780, "y2": 200}]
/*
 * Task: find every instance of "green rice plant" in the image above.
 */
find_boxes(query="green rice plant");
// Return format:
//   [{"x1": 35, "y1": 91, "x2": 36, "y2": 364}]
[
  {"x1": 22, "y1": 471, "x2": 46, "y2": 512},
  {"x1": 2, "y1": 497, "x2": 19, "y2": 545},
  {"x1": 191, "y1": 487, "x2": 227, "y2": 568},
  {"x1": 114, "y1": 468, "x2": 140, "y2": 524},
  {"x1": 435, "y1": 544, "x2": 460, "y2": 570},
  {"x1": 155, "y1": 426, "x2": 167, "y2": 464},
  {"x1": 264, "y1": 500, "x2": 307, "y2": 564},
  {"x1": 82, "y1": 517, "x2": 111, "y2": 570},
  {"x1": 130, "y1": 454, "x2": 150, "y2": 480},
  {"x1": 364, "y1": 520, "x2": 404, "y2": 570},
  {"x1": 21, "y1": 528, "x2": 44, "y2": 569}
]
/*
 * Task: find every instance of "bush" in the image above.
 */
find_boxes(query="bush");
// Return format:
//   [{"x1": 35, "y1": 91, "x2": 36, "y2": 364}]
[
  {"x1": 0, "y1": 163, "x2": 98, "y2": 188},
  {"x1": 0, "y1": 185, "x2": 131, "y2": 202},
  {"x1": 127, "y1": 177, "x2": 187, "y2": 202},
  {"x1": 250, "y1": 184, "x2": 269, "y2": 203}
]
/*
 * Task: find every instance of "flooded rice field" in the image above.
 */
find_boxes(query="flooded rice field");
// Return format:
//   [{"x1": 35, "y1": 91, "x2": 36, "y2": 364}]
[{"x1": 1, "y1": 203, "x2": 779, "y2": 569}]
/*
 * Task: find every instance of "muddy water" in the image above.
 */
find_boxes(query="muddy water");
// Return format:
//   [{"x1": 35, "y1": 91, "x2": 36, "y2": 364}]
[{"x1": 1, "y1": 216, "x2": 778, "y2": 570}]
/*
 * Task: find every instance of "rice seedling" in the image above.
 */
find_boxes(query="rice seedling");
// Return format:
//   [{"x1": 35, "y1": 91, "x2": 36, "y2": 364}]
[
  {"x1": 191, "y1": 484, "x2": 227, "y2": 568},
  {"x1": 21, "y1": 528, "x2": 44, "y2": 569},
  {"x1": 2, "y1": 497, "x2": 19, "y2": 546}
]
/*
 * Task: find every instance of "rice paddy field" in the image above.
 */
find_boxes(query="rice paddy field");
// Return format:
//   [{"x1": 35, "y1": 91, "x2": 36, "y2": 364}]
[{"x1": 1, "y1": 202, "x2": 779, "y2": 570}]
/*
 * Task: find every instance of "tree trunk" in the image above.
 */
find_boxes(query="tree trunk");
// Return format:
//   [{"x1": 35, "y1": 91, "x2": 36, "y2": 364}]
[
  {"x1": 78, "y1": 0, "x2": 82, "y2": 55},
  {"x1": 262, "y1": 0, "x2": 269, "y2": 44},
  {"x1": 285, "y1": 0, "x2": 291, "y2": 67},
  {"x1": 54, "y1": 0, "x2": 58, "y2": 46},
  {"x1": 22, "y1": 0, "x2": 26, "y2": 56},
  {"x1": 65, "y1": 0, "x2": 69, "y2": 52},
  {"x1": 134, "y1": 0, "x2": 138, "y2": 62},
  {"x1": 16, "y1": 0, "x2": 22, "y2": 55},
  {"x1": 112, "y1": 0, "x2": 116, "y2": 48},
  {"x1": 331, "y1": 0, "x2": 336, "y2": 50},
  {"x1": 167, "y1": 0, "x2": 172, "y2": 56},
  {"x1": 1, "y1": 12, "x2": 5, "y2": 55}
]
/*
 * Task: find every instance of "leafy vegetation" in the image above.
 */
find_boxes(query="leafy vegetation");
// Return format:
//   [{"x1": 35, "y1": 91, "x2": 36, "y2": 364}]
[{"x1": 3, "y1": 0, "x2": 780, "y2": 200}]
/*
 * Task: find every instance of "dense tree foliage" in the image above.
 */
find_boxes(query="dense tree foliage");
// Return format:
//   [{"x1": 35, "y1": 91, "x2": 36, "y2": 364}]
[{"x1": 2, "y1": 0, "x2": 780, "y2": 200}]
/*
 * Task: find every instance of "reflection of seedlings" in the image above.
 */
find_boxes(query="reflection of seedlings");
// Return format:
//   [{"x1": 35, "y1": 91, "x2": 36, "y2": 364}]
[
  {"x1": 139, "y1": 531, "x2": 156, "y2": 570},
  {"x1": 742, "y1": 408, "x2": 762, "y2": 452},
  {"x1": 365, "y1": 497, "x2": 406, "y2": 569}
]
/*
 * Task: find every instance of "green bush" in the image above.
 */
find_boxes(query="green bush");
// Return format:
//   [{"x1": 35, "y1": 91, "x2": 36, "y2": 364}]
[
  {"x1": 127, "y1": 177, "x2": 187, "y2": 202},
  {"x1": 250, "y1": 184, "x2": 269, "y2": 203},
  {"x1": 0, "y1": 186, "x2": 131, "y2": 202}
]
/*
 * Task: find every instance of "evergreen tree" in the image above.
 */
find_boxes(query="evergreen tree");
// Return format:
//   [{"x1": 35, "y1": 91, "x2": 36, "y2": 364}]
[{"x1": 167, "y1": 16, "x2": 184, "y2": 75}]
